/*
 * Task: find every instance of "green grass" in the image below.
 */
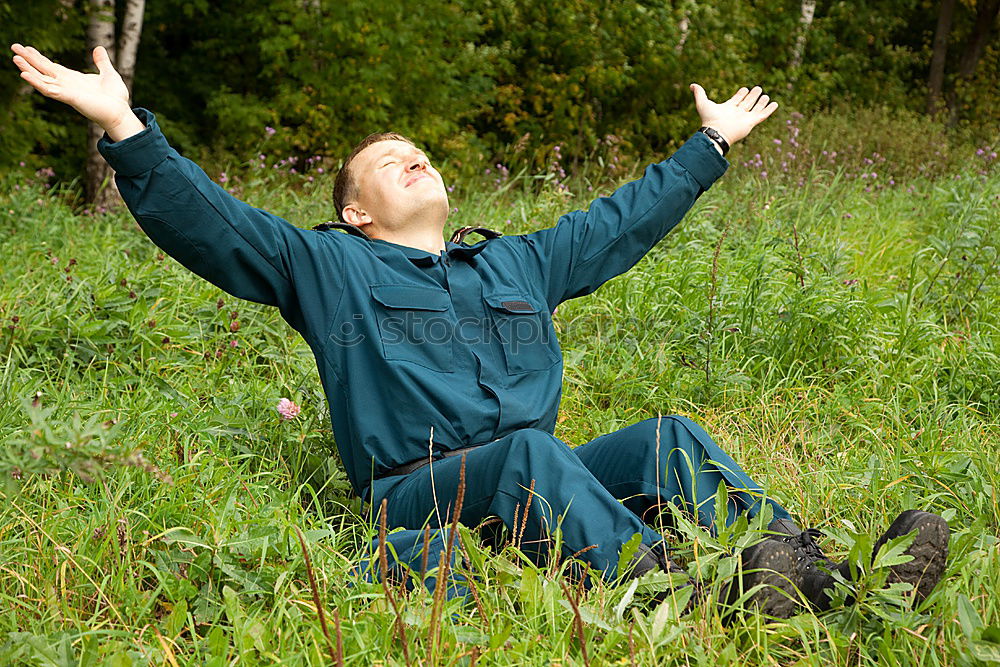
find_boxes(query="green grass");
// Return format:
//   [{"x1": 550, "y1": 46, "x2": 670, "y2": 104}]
[{"x1": 1, "y1": 120, "x2": 999, "y2": 665}]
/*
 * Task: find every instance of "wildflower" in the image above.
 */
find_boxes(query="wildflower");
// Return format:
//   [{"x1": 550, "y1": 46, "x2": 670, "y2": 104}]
[
  {"x1": 19, "y1": 161, "x2": 25, "y2": 167},
  {"x1": 277, "y1": 398, "x2": 301, "y2": 420},
  {"x1": 447, "y1": 185, "x2": 454, "y2": 193},
  {"x1": 843, "y1": 213, "x2": 853, "y2": 219},
  {"x1": 317, "y1": 167, "x2": 325, "y2": 174},
  {"x1": 230, "y1": 340, "x2": 238, "y2": 348},
  {"x1": 219, "y1": 172, "x2": 228, "y2": 183},
  {"x1": 977, "y1": 148, "x2": 986, "y2": 156},
  {"x1": 170, "y1": 412, "x2": 178, "y2": 418},
  {"x1": 230, "y1": 320, "x2": 240, "y2": 332},
  {"x1": 773, "y1": 139, "x2": 782, "y2": 145},
  {"x1": 451, "y1": 207, "x2": 458, "y2": 213},
  {"x1": 843, "y1": 279, "x2": 859, "y2": 287},
  {"x1": 265, "y1": 126, "x2": 276, "y2": 136},
  {"x1": 259, "y1": 154, "x2": 266, "y2": 160},
  {"x1": 217, "y1": 298, "x2": 225, "y2": 309}
]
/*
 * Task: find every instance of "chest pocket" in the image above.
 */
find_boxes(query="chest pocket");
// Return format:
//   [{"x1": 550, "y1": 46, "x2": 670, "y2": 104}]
[
  {"x1": 371, "y1": 284, "x2": 454, "y2": 373},
  {"x1": 484, "y1": 293, "x2": 560, "y2": 374}
]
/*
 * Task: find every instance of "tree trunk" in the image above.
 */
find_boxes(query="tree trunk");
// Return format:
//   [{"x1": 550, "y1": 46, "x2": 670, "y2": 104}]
[
  {"x1": 789, "y1": 0, "x2": 817, "y2": 71},
  {"x1": 676, "y1": 13, "x2": 690, "y2": 54},
  {"x1": 86, "y1": 0, "x2": 118, "y2": 209},
  {"x1": 927, "y1": 0, "x2": 956, "y2": 115},
  {"x1": 116, "y1": 0, "x2": 145, "y2": 95},
  {"x1": 947, "y1": 0, "x2": 1000, "y2": 124},
  {"x1": 957, "y1": 0, "x2": 1000, "y2": 78}
]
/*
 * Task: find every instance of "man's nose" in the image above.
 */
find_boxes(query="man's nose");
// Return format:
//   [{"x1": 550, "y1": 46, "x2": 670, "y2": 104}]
[{"x1": 407, "y1": 158, "x2": 428, "y2": 172}]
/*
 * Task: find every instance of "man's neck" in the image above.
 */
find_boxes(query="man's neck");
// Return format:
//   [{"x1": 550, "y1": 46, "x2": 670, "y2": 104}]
[{"x1": 375, "y1": 226, "x2": 447, "y2": 255}]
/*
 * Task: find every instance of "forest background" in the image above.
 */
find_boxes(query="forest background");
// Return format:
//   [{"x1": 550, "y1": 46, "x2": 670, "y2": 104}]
[{"x1": 1, "y1": 0, "x2": 998, "y2": 198}]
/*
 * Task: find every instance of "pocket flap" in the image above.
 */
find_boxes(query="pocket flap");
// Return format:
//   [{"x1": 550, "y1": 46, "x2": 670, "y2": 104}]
[
  {"x1": 371, "y1": 284, "x2": 451, "y2": 311},
  {"x1": 483, "y1": 293, "x2": 541, "y2": 314}
]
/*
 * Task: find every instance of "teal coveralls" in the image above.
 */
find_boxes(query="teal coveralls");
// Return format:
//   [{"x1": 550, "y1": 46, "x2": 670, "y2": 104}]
[{"x1": 99, "y1": 109, "x2": 790, "y2": 585}]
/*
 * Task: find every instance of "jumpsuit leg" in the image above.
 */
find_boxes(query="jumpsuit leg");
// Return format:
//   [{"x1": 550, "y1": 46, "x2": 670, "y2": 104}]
[
  {"x1": 573, "y1": 415, "x2": 791, "y2": 534},
  {"x1": 370, "y1": 428, "x2": 663, "y2": 580}
]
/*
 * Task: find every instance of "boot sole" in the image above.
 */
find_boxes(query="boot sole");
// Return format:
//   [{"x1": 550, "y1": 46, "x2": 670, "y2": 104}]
[{"x1": 886, "y1": 514, "x2": 949, "y2": 601}]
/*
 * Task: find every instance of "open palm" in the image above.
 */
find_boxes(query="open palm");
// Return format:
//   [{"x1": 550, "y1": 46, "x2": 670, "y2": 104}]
[
  {"x1": 690, "y1": 84, "x2": 779, "y2": 145},
  {"x1": 11, "y1": 44, "x2": 130, "y2": 128}
]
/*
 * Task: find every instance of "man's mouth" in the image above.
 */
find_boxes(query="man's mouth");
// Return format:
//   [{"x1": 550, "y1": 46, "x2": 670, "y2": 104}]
[{"x1": 405, "y1": 173, "x2": 429, "y2": 188}]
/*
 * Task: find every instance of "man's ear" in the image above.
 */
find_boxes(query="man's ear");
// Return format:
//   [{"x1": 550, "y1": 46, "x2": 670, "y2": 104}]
[{"x1": 341, "y1": 203, "x2": 372, "y2": 229}]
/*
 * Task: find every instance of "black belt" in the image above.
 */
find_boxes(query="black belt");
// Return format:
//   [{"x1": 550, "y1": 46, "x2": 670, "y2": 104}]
[{"x1": 376, "y1": 444, "x2": 487, "y2": 480}]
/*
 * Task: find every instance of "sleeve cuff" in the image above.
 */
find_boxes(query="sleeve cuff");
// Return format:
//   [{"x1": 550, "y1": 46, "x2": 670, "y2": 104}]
[
  {"x1": 96, "y1": 108, "x2": 171, "y2": 177},
  {"x1": 672, "y1": 131, "x2": 729, "y2": 190}
]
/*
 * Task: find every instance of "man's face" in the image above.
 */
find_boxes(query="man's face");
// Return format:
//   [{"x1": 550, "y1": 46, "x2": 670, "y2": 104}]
[{"x1": 348, "y1": 139, "x2": 449, "y2": 232}]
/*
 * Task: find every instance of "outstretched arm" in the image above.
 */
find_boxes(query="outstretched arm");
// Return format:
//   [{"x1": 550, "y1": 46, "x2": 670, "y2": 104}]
[
  {"x1": 513, "y1": 84, "x2": 778, "y2": 309},
  {"x1": 9, "y1": 44, "x2": 345, "y2": 334},
  {"x1": 11, "y1": 43, "x2": 144, "y2": 141}
]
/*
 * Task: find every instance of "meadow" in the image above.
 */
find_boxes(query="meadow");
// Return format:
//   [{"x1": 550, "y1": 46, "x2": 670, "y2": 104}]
[{"x1": 1, "y1": 110, "x2": 999, "y2": 665}]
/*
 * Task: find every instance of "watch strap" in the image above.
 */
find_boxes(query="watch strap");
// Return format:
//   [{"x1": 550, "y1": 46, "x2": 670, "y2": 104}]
[{"x1": 699, "y1": 126, "x2": 730, "y2": 156}]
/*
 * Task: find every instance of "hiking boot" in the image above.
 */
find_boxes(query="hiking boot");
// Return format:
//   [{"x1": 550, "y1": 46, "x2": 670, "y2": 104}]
[
  {"x1": 626, "y1": 542, "x2": 699, "y2": 609},
  {"x1": 723, "y1": 538, "x2": 802, "y2": 619},
  {"x1": 768, "y1": 510, "x2": 950, "y2": 609},
  {"x1": 873, "y1": 510, "x2": 949, "y2": 601},
  {"x1": 627, "y1": 542, "x2": 693, "y2": 584},
  {"x1": 767, "y1": 519, "x2": 848, "y2": 611}
]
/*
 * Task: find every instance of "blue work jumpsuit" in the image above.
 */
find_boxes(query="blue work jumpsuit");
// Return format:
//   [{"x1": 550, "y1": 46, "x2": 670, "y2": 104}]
[{"x1": 98, "y1": 109, "x2": 790, "y2": 585}]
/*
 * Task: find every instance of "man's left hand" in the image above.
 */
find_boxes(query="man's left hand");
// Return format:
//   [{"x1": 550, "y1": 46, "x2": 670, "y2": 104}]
[{"x1": 689, "y1": 84, "x2": 778, "y2": 147}]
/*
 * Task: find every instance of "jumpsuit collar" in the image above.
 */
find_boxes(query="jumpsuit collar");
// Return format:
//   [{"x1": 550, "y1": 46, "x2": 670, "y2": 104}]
[{"x1": 314, "y1": 220, "x2": 502, "y2": 265}]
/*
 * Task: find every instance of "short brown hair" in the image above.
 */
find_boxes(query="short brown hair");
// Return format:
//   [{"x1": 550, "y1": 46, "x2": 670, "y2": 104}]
[{"x1": 333, "y1": 132, "x2": 415, "y2": 222}]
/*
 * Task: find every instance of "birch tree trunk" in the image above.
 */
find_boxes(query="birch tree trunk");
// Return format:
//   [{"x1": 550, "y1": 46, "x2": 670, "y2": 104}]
[
  {"x1": 927, "y1": 0, "x2": 957, "y2": 115},
  {"x1": 676, "y1": 14, "x2": 690, "y2": 54},
  {"x1": 789, "y1": 0, "x2": 817, "y2": 71},
  {"x1": 117, "y1": 0, "x2": 145, "y2": 94},
  {"x1": 86, "y1": 0, "x2": 117, "y2": 209},
  {"x1": 85, "y1": 0, "x2": 146, "y2": 209}
]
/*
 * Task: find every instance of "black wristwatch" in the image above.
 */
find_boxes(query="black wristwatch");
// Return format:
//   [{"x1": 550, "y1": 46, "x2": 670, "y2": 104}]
[{"x1": 699, "y1": 126, "x2": 730, "y2": 156}]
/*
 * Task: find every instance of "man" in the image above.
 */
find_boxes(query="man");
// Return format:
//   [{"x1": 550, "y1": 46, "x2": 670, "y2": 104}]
[{"x1": 10, "y1": 43, "x2": 949, "y2": 617}]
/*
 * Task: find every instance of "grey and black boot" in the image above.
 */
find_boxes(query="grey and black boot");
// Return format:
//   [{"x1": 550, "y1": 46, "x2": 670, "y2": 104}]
[
  {"x1": 872, "y1": 510, "x2": 949, "y2": 601},
  {"x1": 767, "y1": 519, "x2": 847, "y2": 611},
  {"x1": 723, "y1": 538, "x2": 802, "y2": 619},
  {"x1": 767, "y1": 510, "x2": 949, "y2": 610},
  {"x1": 626, "y1": 542, "x2": 699, "y2": 609}
]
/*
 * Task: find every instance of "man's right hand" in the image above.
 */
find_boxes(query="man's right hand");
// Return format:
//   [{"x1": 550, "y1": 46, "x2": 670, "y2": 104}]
[{"x1": 11, "y1": 43, "x2": 145, "y2": 141}]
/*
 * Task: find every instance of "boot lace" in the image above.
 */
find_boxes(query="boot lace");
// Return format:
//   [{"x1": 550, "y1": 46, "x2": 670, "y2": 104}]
[{"x1": 789, "y1": 528, "x2": 828, "y2": 564}]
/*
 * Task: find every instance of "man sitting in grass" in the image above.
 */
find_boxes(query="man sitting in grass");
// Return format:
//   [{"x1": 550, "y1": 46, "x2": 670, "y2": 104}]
[{"x1": 10, "y1": 42, "x2": 949, "y2": 617}]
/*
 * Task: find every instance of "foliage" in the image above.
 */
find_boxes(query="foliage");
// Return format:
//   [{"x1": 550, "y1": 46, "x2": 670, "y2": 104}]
[{"x1": 2, "y1": 0, "x2": 998, "y2": 185}]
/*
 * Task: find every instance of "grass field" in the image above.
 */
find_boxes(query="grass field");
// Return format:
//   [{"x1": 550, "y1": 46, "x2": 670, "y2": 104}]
[{"x1": 1, "y1": 115, "x2": 999, "y2": 665}]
